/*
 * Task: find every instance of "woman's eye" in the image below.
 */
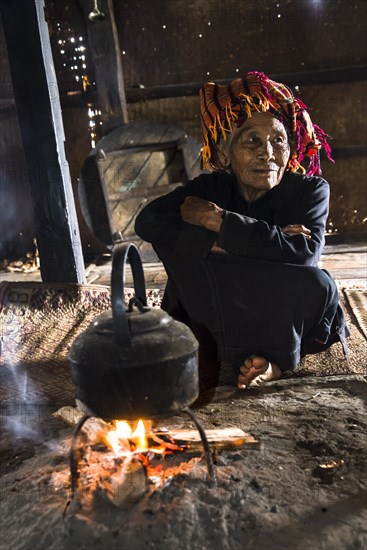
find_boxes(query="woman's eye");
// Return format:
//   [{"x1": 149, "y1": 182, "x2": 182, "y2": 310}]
[
  {"x1": 237, "y1": 135, "x2": 288, "y2": 148},
  {"x1": 272, "y1": 136, "x2": 289, "y2": 149},
  {"x1": 241, "y1": 136, "x2": 258, "y2": 146}
]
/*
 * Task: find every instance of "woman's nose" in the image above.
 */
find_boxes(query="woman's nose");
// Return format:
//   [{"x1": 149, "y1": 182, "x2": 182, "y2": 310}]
[{"x1": 257, "y1": 139, "x2": 275, "y2": 160}]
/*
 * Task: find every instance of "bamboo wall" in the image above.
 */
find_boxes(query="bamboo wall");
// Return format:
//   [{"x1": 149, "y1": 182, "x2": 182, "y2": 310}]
[{"x1": 1, "y1": 1, "x2": 366, "y2": 261}]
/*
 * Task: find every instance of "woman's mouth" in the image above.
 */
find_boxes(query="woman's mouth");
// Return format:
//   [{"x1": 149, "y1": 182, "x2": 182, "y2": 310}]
[{"x1": 253, "y1": 168, "x2": 277, "y2": 175}]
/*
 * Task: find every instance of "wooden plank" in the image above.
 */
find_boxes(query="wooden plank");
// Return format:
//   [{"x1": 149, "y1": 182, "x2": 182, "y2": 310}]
[
  {"x1": 103, "y1": 141, "x2": 186, "y2": 156},
  {"x1": 152, "y1": 428, "x2": 259, "y2": 451},
  {"x1": 77, "y1": 123, "x2": 185, "y2": 248},
  {"x1": 320, "y1": 251, "x2": 367, "y2": 279},
  {"x1": 121, "y1": 65, "x2": 367, "y2": 102},
  {"x1": 80, "y1": 0, "x2": 128, "y2": 132},
  {"x1": 108, "y1": 181, "x2": 182, "y2": 201},
  {"x1": 108, "y1": 182, "x2": 182, "y2": 240},
  {"x1": 0, "y1": 0, "x2": 85, "y2": 283},
  {"x1": 54, "y1": 407, "x2": 258, "y2": 451},
  {"x1": 97, "y1": 123, "x2": 137, "y2": 154},
  {"x1": 95, "y1": 121, "x2": 182, "y2": 153},
  {"x1": 137, "y1": 241, "x2": 160, "y2": 264},
  {"x1": 100, "y1": 150, "x2": 180, "y2": 194},
  {"x1": 59, "y1": 65, "x2": 367, "y2": 106},
  {"x1": 87, "y1": 123, "x2": 190, "y2": 252}
]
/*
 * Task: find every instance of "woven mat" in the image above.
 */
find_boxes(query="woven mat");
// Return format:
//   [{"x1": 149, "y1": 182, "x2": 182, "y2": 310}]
[
  {"x1": 0, "y1": 282, "x2": 161, "y2": 405},
  {"x1": 343, "y1": 288, "x2": 367, "y2": 340},
  {"x1": 0, "y1": 281, "x2": 365, "y2": 405}
]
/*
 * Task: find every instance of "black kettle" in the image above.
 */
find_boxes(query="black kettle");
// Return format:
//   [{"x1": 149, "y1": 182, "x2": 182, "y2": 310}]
[{"x1": 69, "y1": 243, "x2": 199, "y2": 421}]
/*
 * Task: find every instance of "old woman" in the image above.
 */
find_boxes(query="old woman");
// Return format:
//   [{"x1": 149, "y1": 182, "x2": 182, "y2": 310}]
[{"x1": 135, "y1": 71, "x2": 349, "y2": 393}]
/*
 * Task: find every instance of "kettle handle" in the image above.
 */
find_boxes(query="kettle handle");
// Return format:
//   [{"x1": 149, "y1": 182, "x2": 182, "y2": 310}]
[{"x1": 111, "y1": 243, "x2": 147, "y2": 345}]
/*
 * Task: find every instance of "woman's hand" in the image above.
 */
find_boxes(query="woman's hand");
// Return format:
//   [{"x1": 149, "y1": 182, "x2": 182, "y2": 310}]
[
  {"x1": 281, "y1": 224, "x2": 312, "y2": 239},
  {"x1": 180, "y1": 196, "x2": 223, "y2": 232},
  {"x1": 211, "y1": 242, "x2": 227, "y2": 254}
]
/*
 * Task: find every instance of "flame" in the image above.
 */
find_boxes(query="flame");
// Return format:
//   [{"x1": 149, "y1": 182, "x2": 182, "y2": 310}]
[
  {"x1": 105, "y1": 419, "x2": 150, "y2": 456},
  {"x1": 103, "y1": 419, "x2": 185, "y2": 458},
  {"x1": 133, "y1": 420, "x2": 148, "y2": 450}
]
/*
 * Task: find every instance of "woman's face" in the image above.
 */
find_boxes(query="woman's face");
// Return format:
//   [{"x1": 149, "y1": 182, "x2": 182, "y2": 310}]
[{"x1": 220, "y1": 112, "x2": 290, "y2": 198}]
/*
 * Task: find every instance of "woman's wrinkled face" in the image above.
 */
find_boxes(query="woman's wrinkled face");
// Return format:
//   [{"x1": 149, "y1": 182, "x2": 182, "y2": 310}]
[{"x1": 219, "y1": 112, "x2": 290, "y2": 197}]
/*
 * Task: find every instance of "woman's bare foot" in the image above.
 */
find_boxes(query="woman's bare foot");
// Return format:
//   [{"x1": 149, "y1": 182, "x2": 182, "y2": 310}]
[{"x1": 237, "y1": 356, "x2": 282, "y2": 389}]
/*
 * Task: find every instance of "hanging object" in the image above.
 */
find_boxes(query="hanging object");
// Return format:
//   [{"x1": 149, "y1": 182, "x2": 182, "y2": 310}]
[{"x1": 88, "y1": 0, "x2": 106, "y2": 22}]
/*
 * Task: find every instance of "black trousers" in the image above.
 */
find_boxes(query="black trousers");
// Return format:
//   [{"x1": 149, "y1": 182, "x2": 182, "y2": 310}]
[{"x1": 156, "y1": 246, "x2": 350, "y2": 391}]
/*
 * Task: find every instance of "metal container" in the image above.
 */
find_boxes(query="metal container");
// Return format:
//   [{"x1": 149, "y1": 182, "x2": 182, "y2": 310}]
[{"x1": 69, "y1": 243, "x2": 199, "y2": 420}]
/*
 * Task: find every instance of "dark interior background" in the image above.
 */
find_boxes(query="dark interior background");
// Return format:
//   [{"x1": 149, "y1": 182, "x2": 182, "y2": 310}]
[{"x1": 1, "y1": 0, "x2": 366, "y2": 259}]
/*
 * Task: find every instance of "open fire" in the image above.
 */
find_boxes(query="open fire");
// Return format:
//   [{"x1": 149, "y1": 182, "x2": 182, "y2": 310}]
[
  {"x1": 103, "y1": 419, "x2": 185, "y2": 458},
  {"x1": 105, "y1": 419, "x2": 150, "y2": 455},
  {"x1": 55, "y1": 409, "x2": 201, "y2": 511},
  {"x1": 70, "y1": 417, "x2": 188, "y2": 509},
  {"x1": 54, "y1": 405, "x2": 257, "y2": 512}
]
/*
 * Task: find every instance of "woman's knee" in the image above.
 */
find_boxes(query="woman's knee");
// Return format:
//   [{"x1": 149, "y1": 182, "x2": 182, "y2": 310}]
[
  {"x1": 298, "y1": 267, "x2": 338, "y2": 315},
  {"x1": 300, "y1": 266, "x2": 336, "y2": 294}
]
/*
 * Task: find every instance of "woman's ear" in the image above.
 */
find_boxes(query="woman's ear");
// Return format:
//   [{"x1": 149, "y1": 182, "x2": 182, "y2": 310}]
[{"x1": 216, "y1": 141, "x2": 231, "y2": 169}]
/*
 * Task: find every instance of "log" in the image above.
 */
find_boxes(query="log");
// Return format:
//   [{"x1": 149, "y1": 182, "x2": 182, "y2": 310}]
[
  {"x1": 54, "y1": 406, "x2": 259, "y2": 450},
  {"x1": 153, "y1": 427, "x2": 259, "y2": 451}
]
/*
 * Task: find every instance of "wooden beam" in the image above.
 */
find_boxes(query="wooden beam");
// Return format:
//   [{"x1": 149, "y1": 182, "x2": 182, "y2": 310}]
[
  {"x1": 79, "y1": 0, "x2": 128, "y2": 133},
  {"x1": 122, "y1": 65, "x2": 367, "y2": 102},
  {"x1": 0, "y1": 0, "x2": 85, "y2": 283},
  {"x1": 58, "y1": 64, "x2": 367, "y2": 106}
]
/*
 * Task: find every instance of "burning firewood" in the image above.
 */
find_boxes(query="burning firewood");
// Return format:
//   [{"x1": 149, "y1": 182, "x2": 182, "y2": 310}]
[
  {"x1": 53, "y1": 406, "x2": 110, "y2": 445},
  {"x1": 54, "y1": 406, "x2": 258, "y2": 452},
  {"x1": 153, "y1": 427, "x2": 259, "y2": 451},
  {"x1": 55, "y1": 404, "x2": 260, "y2": 511}
]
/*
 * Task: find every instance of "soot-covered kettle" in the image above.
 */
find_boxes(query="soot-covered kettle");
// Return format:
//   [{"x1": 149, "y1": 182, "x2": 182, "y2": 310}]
[{"x1": 69, "y1": 243, "x2": 199, "y2": 420}]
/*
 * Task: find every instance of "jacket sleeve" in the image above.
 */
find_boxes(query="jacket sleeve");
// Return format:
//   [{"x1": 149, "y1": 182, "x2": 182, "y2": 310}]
[
  {"x1": 217, "y1": 177, "x2": 329, "y2": 266},
  {"x1": 134, "y1": 176, "x2": 218, "y2": 257}
]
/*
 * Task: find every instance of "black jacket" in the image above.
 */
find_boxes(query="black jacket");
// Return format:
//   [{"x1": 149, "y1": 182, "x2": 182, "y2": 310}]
[{"x1": 135, "y1": 171, "x2": 329, "y2": 266}]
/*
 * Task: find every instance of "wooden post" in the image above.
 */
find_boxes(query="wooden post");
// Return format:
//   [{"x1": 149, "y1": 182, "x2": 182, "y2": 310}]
[
  {"x1": 80, "y1": 0, "x2": 129, "y2": 133},
  {"x1": 0, "y1": 0, "x2": 86, "y2": 283}
]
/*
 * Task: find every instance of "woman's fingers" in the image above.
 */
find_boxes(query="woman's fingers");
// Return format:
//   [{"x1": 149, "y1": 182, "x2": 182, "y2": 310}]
[
  {"x1": 182, "y1": 196, "x2": 215, "y2": 210},
  {"x1": 180, "y1": 196, "x2": 208, "y2": 225},
  {"x1": 211, "y1": 243, "x2": 227, "y2": 254},
  {"x1": 281, "y1": 224, "x2": 312, "y2": 239},
  {"x1": 180, "y1": 196, "x2": 223, "y2": 231}
]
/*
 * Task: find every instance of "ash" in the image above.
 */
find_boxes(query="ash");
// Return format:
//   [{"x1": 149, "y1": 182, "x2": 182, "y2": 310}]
[{"x1": 1, "y1": 376, "x2": 366, "y2": 550}]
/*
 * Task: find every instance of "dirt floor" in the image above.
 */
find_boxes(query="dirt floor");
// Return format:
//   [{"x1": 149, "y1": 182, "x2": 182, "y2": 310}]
[{"x1": 1, "y1": 375, "x2": 366, "y2": 550}]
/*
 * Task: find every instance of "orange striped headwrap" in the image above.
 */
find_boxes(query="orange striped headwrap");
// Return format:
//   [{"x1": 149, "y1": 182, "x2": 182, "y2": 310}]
[{"x1": 200, "y1": 71, "x2": 333, "y2": 176}]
